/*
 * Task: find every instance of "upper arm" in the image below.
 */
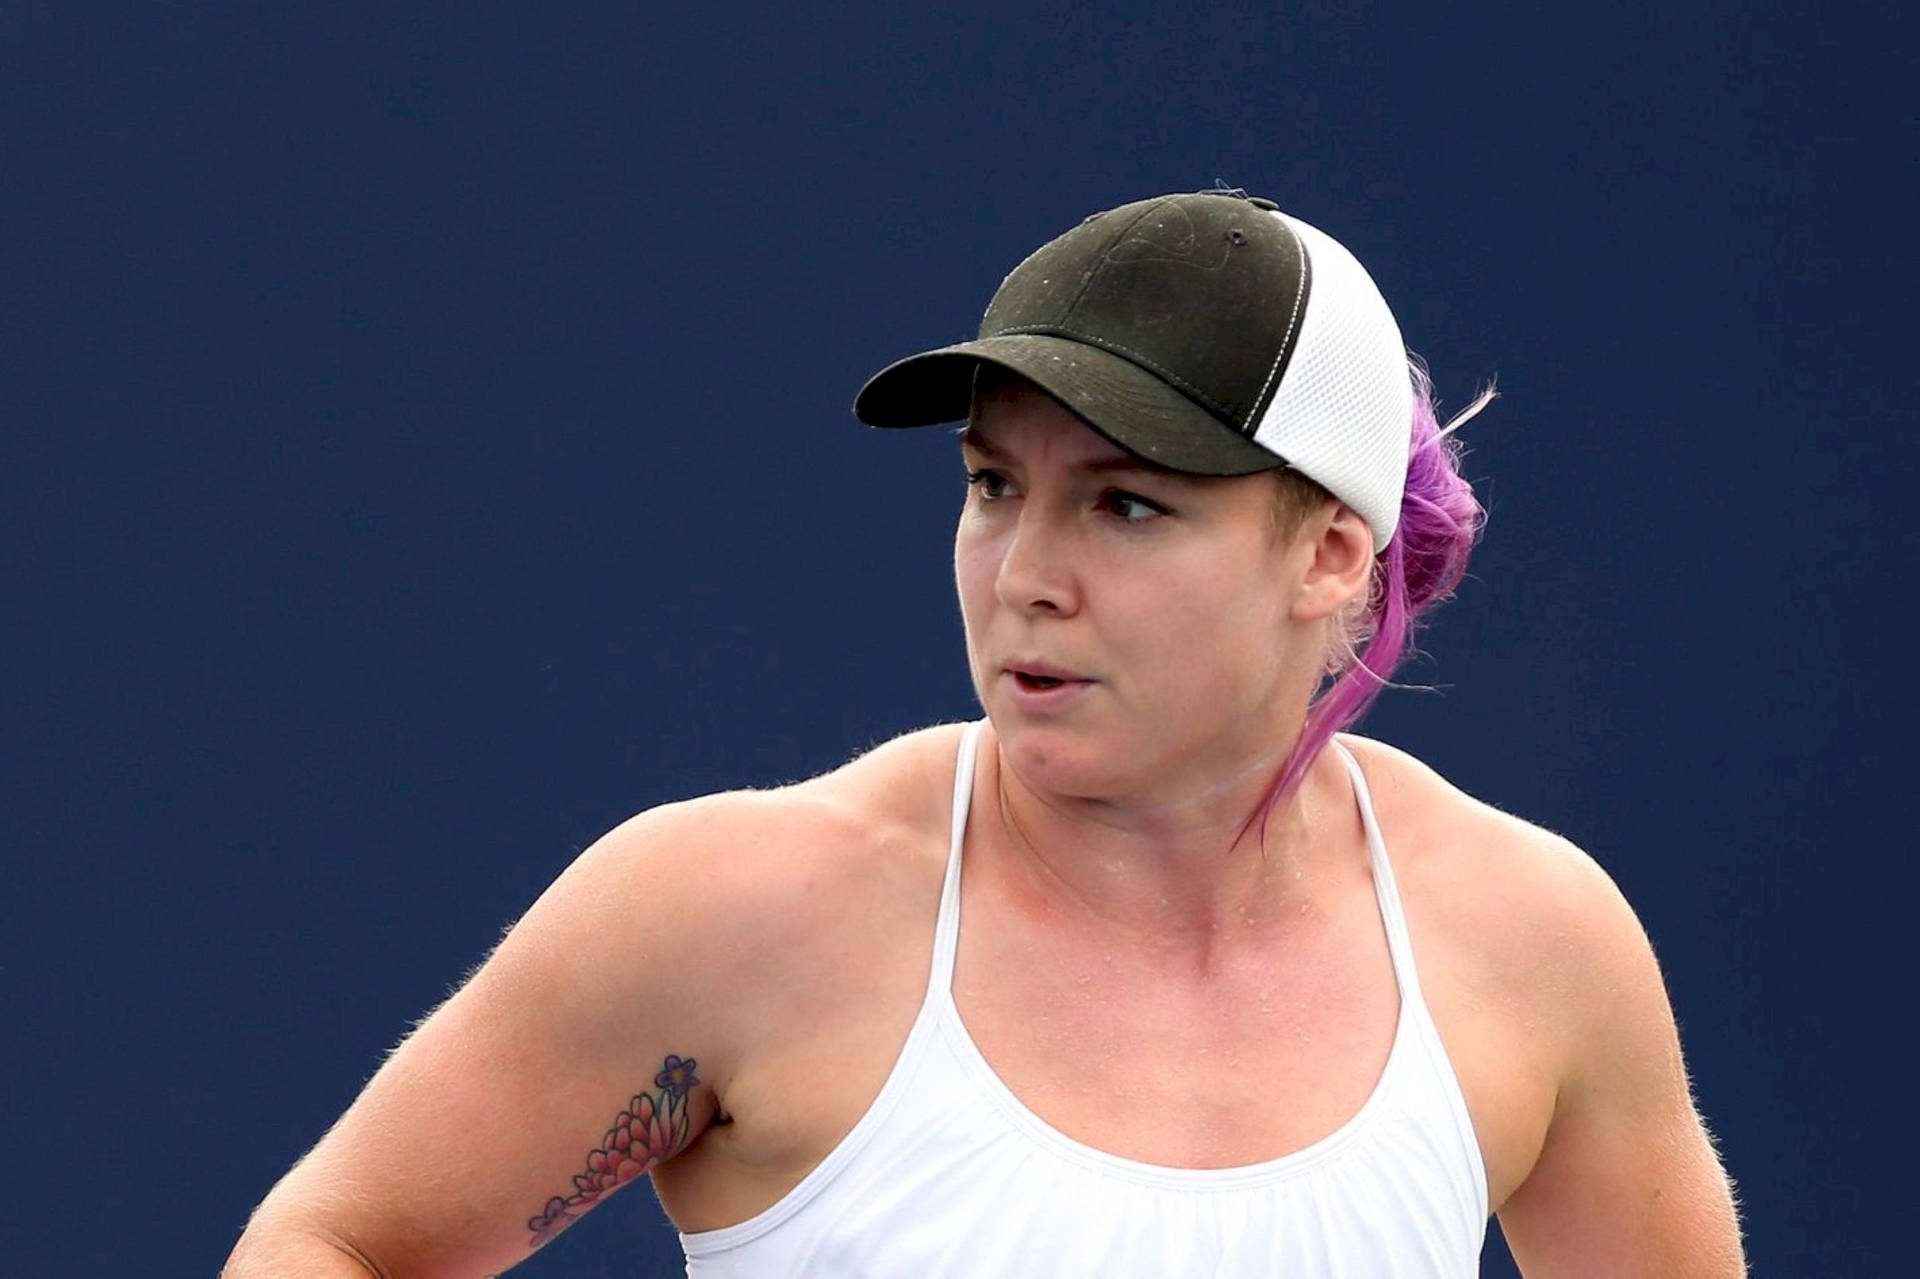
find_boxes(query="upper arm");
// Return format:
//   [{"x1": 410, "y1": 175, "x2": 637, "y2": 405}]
[
  {"x1": 235, "y1": 791, "x2": 809, "y2": 1278},
  {"x1": 1496, "y1": 843, "x2": 1745, "y2": 1277}
]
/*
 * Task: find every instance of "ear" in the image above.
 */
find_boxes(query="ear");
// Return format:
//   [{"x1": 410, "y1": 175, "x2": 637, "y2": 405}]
[{"x1": 1290, "y1": 503, "x2": 1375, "y2": 622}]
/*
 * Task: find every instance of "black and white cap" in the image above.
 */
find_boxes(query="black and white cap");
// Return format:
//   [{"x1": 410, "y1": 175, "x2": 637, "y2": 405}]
[{"x1": 854, "y1": 190, "x2": 1414, "y2": 551}]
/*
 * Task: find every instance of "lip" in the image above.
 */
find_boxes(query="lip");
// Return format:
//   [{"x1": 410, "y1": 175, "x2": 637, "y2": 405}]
[
  {"x1": 998, "y1": 661, "x2": 1096, "y2": 710},
  {"x1": 1003, "y1": 659, "x2": 1088, "y2": 683}
]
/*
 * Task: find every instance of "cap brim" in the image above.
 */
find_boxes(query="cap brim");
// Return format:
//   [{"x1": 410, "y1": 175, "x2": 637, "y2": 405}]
[{"x1": 852, "y1": 334, "x2": 1284, "y2": 476}]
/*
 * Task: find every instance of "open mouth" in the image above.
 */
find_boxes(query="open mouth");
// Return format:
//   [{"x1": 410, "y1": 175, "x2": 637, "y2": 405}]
[{"x1": 1012, "y1": 671, "x2": 1074, "y2": 690}]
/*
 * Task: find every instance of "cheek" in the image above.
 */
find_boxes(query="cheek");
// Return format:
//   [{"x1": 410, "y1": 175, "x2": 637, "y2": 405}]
[
  {"x1": 952, "y1": 527, "x2": 998, "y2": 625},
  {"x1": 1131, "y1": 564, "x2": 1287, "y2": 690}
]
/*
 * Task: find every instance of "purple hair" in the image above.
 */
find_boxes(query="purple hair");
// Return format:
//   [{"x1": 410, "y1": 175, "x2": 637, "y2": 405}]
[{"x1": 1261, "y1": 359, "x2": 1489, "y2": 813}]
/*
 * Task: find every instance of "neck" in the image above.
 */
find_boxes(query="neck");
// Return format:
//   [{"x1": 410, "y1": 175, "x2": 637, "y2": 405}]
[{"x1": 976, "y1": 721, "x2": 1362, "y2": 947}]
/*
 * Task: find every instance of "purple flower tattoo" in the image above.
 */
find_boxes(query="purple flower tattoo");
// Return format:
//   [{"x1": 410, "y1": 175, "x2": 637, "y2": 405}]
[{"x1": 655, "y1": 1054, "x2": 699, "y2": 1099}]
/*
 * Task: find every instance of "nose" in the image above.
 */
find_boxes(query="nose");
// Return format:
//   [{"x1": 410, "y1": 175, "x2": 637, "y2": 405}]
[{"x1": 995, "y1": 503, "x2": 1078, "y2": 616}]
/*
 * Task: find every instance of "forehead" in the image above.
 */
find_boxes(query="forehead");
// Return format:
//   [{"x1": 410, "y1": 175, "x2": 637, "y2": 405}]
[{"x1": 962, "y1": 375, "x2": 1175, "y2": 475}]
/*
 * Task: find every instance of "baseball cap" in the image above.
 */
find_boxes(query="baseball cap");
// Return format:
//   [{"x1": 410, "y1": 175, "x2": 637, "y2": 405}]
[{"x1": 853, "y1": 190, "x2": 1415, "y2": 551}]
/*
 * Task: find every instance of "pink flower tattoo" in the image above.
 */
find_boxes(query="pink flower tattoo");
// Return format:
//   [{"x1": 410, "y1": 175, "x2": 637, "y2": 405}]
[{"x1": 527, "y1": 1055, "x2": 700, "y2": 1248}]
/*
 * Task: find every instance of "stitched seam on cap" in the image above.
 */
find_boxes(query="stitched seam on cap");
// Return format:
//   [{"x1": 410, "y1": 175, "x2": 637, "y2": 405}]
[
  {"x1": 1055, "y1": 201, "x2": 1170, "y2": 330},
  {"x1": 1250, "y1": 214, "x2": 1310, "y2": 433},
  {"x1": 995, "y1": 324, "x2": 1238, "y2": 423}
]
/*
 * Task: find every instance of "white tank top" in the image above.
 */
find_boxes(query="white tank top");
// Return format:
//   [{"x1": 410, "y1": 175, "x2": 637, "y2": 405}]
[{"x1": 681, "y1": 723, "x2": 1489, "y2": 1276}]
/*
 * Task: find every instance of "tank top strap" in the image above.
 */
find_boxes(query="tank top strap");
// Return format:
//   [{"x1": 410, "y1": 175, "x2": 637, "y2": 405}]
[
  {"x1": 1331, "y1": 739, "x2": 1429, "y2": 1008},
  {"x1": 925, "y1": 719, "x2": 984, "y2": 1000}
]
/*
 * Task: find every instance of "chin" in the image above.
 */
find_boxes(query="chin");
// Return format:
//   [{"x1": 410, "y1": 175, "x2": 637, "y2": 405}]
[{"x1": 988, "y1": 709, "x2": 1145, "y2": 801}]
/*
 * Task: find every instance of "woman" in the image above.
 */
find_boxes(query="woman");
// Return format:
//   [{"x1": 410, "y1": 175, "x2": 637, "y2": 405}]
[{"x1": 226, "y1": 191, "x2": 1744, "y2": 1276}]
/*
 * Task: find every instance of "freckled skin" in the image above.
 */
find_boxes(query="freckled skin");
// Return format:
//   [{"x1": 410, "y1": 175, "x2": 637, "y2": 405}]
[
  {"x1": 955, "y1": 379, "x2": 1325, "y2": 815},
  {"x1": 221, "y1": 382, "x2": 1744, "y2": 1279}
]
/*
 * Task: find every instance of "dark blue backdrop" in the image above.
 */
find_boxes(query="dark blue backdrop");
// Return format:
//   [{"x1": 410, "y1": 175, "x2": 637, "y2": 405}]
[{"x1": 5, "y1": 2, "x2": 1910, "y2": 1274}]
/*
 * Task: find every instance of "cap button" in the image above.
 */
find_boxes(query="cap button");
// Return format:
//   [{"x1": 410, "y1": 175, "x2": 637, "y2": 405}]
[{"x1": 1245, "y1": 196, "x2": 1279, "y2": 211}]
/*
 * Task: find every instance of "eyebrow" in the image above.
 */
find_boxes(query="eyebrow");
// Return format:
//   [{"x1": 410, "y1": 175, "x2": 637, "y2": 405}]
[{"x1": 959, "y1": 427, "x2": 1186, "y2": 480}]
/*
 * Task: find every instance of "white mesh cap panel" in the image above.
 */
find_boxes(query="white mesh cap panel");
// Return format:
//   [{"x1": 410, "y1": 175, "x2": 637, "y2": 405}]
[{"x1": 1252, "y1": 211, "x2": 1413, "y2": 552}]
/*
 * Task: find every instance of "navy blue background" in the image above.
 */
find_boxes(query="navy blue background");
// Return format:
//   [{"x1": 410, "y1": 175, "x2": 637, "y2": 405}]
[{"x1": 5, "y1": 2, "x2": 1910, "y2": 1274}]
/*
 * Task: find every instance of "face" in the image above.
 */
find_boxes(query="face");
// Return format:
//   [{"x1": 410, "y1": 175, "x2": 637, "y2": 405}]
[{"x1": 955, "y1": 377, "x2": 1330, "y2": 807}]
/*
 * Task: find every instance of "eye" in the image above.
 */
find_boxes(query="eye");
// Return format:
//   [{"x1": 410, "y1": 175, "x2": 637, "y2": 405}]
[
  {"x1": 965, "y1": 468, "x2": 1016, "y2": 500},
  {"x1": 1100, "y1": 489, "x2": 1167, "y2": 521}
]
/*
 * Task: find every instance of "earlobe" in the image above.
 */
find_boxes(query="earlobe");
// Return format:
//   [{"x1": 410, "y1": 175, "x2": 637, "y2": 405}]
[{"x1": 1291, "y1": 504, "x2": 1375, "y2": 622}]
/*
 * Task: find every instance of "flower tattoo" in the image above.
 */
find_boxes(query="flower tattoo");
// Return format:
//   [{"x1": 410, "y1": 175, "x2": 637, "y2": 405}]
[
  {"x1": 526, "y1": 1054, "x2": 701, "y2": 1248},
  {"x1": 656, "y1": 1054, "x2": 698, "y2": 1099}
]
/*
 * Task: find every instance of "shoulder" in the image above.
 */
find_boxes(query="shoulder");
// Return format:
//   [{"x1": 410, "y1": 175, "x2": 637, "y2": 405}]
[
  {"x1": 568, "y1": 719, "x2": 967, "y2": 908},
  {"x1": 1334, "y1": 732, "x2": 1647, "y2": 988},
  {"x1": 533, "y1": 721, "x2": 969, "y2": 980},
  {"x1": 1335, "y1": 735, "x2": 1718, "y2": 1219},
  {"x1": 635, "y1": 721, "x2": 965, "y2": 865},
  {"x1": 447, "y1": 722, "x2": 971, "y2": 1086}
]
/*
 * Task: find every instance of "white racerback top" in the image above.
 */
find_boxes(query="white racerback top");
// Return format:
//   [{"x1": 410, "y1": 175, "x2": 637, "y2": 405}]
[{"x1": 681, "y1": 723, "x2": 1489, "y2": 1276}]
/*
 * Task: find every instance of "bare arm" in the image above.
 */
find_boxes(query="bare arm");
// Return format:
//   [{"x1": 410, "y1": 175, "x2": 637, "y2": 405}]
[
  {"x1": 222, "y1": 1223, "x2": 386, "y2": 1278},
  {"x1": 1497, "y1": 846, "x2": 1745, "y2": 1277},
  {"x1": 223, "y1": 791, "x2": 799, "y2": 1278}
]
